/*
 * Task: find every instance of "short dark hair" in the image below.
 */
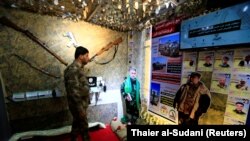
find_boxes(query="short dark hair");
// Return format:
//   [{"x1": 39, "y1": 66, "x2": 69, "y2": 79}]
[
  {"x1": 245, "y1": 55, "x2": 250, "y2": 60},
  {"x1": 190, "y1": 72, "x2": 201, "y2": 78},
  {"x1": 75, "y1": 46, "x2": 89, "y2": 59},
  {"x1": 236, "y1": 102, "x2": 244, "y2": 106},
  {"x1": 223, "y1": 56, "x2": 229, "y2": 61},
  {"x1": 205, "y1": 56, "x2": 211, "y2": 59}
]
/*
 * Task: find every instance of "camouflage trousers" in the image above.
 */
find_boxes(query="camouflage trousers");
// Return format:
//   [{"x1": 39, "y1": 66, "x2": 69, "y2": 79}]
[{"x1": 70, "y1": 107, "x2": 89, "y2": 141}]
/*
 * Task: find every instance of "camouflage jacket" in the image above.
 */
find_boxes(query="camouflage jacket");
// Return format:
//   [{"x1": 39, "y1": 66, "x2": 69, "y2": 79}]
[{"x1": 64, "y1": 60, "x2": 90, "y2": 110}]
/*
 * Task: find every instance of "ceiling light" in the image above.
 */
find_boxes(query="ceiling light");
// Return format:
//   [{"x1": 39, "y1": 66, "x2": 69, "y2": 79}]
[
  {"x1": 54, "y1": 0, "x2": 59, "y2": 5},
  {"x1": 82, "y1": 1, "x2": 87, "y2": 6},
  {"x1": 118, "y1": 4, "x2": 122, "y2": 9},
  {"x1": 156, "y1": 0, "x2": 160, "y2": 5},
  {"x1": 61, "y1": 6, "x2": 65, "y2": 10},
  {"x1": 135, "y1": 1, "x2": 139, "y2": 10},
  {"x1": 11, "y1": 4, "x2": 18, "y2": 8},
  {"x1": 143, "y1": 4, "x2": 146, "y2": 12},
  {"x1": 243, "y1": 5, "x2": 248, "y2": 12},
  {"x1": 155, "y1": 6, "x2": 160, "y2": 14}
]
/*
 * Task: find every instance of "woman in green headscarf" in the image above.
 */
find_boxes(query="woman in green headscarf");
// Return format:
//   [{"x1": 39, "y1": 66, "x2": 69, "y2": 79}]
[{"x1": 121, "y1": 67, "x2": 141, "y2": 124}]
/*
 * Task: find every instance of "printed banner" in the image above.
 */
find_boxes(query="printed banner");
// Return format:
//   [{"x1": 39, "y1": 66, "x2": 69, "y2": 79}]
[
  {"x1": 152, "y1": 16, "x2": 187, "y2": 38},
  {"x1": 150, "y1": 20, "x2": 183, "y2": 124},
  {"x1": 149, "y1": 82, "x2": 179, "y2": 123}
]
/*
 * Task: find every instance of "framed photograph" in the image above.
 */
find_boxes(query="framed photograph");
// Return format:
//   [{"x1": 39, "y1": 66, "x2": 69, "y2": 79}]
[
  {"x1": 197, "y1": 51, "x2": 214, "y2": 72},
  {"x1": 210, "y1": 72, "x2": 231, "y2": 94}
]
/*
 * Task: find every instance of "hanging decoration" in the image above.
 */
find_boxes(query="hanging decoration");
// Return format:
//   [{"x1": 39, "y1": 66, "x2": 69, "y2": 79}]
[{"x1": 1, "y1": 0, "x2": 208, "y2": 31}]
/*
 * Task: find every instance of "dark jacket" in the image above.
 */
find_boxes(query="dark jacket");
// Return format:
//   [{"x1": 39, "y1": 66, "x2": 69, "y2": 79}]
[{"x1": 173, "y1": 82, "x2": 211, "y2": 119}]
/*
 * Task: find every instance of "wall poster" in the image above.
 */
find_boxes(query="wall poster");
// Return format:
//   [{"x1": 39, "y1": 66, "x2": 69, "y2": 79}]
[
  {"x1": 149, "y1": 31, "x2": 182, "y2": 124},
  {"x1": 197, "y1": 51, "x2": 214, "y2": 72},
  {"x1": 224, "y1": 95, "x2": 250, "y2": 125}
]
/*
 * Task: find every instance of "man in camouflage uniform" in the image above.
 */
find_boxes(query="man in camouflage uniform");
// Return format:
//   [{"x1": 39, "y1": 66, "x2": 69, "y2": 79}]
[
  {"x1": 64, "y1": 46, "x2": 90, "y2": 141},
  {"x1": 121, "y1": 67, "x2": 141, "y2": 125}
]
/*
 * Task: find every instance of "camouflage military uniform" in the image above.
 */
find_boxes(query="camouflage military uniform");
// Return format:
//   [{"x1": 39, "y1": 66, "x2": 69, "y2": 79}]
[{"x1": 64, "y1": 60, "x2": 90, "y2": 141}]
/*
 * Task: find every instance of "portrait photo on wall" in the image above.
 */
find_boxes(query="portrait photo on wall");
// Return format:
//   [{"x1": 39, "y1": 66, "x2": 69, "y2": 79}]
[
  {"x1": 233, "y1": 49, "x2": 250, "y2": 73},
  {"x1": 224, "y1": 96, "x2": 250, "y2": 124},
  {"x1": 197, "y1": 51, "x2": 214, "y2": 72},
  {"x1": 152, "y1": 57, "x2": 167, "y2": 72},
  {"x1": 182, "y1": 52, "x2": 197, "y2": 72},
  {"x1": 214, "y1": 50, "x2": 234, "y2": 73},
  {"x1": 158, "y1": 32, "x2": 180, "y2": 57},
  {"x1": 210, "y1": 72, "x2": 231, "y2": 94},
  {"x1": 229, "y1": 73, "x2": 250, "y2": 98}
]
